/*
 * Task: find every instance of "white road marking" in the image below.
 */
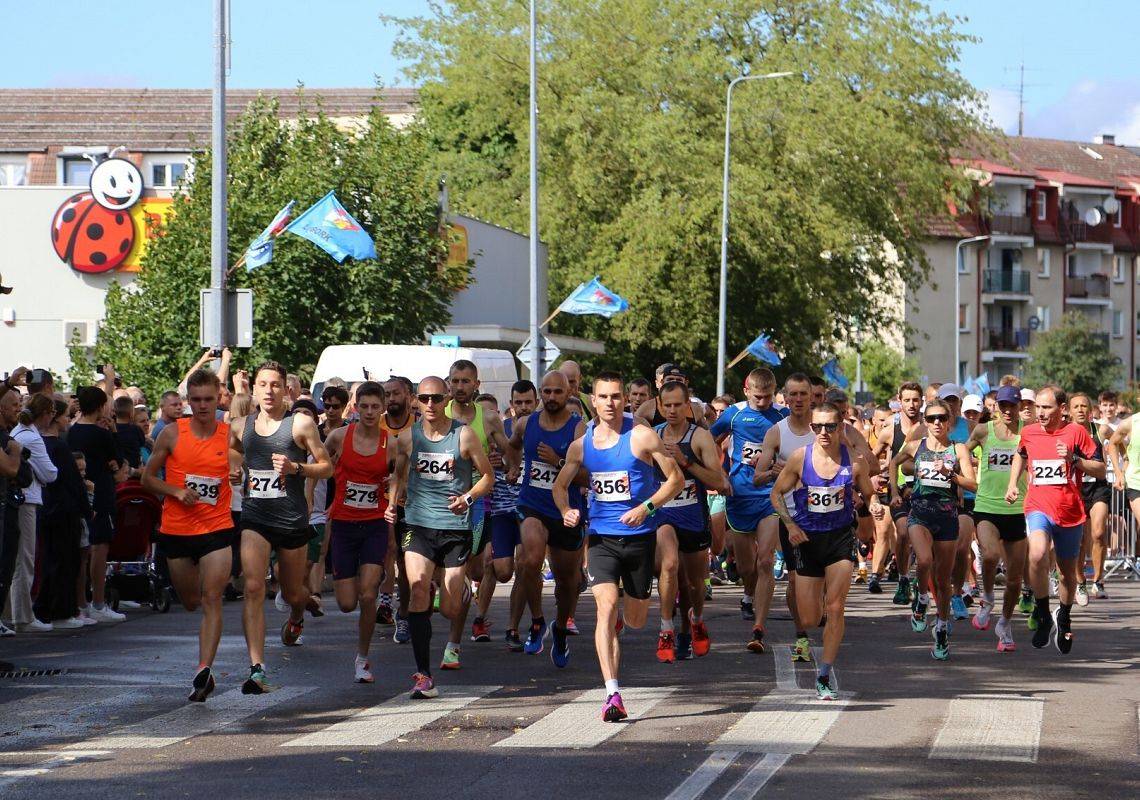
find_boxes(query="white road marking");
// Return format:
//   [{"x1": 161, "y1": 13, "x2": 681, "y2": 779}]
[
  {"x1": 662, "y1": 750, "x2": 740, "y2": 800},
  {"x1": 65, "y1": 685, "x2": 312, "y2": 750},
  {"x1": 712, "y1": 691, "x2": 850, "y2": 754},
  {"x1": 0, "y1": 751, "x2": 111, "y2": 790},
  {"x1": 772, "y1": 641, "x2": 796, "y2": 690},
  {"x1": 493, "y1": 686, "x2": 674, "y2": 749},
  {"x1": 929, "y1": 694, "x2": 1043, "y2": 763},
  {"x1": 282, "y1": 685, "x2": 499, "y2": 748},
  {"x1": 721, "y1": 753, "x2": 792, "y2": 800}
]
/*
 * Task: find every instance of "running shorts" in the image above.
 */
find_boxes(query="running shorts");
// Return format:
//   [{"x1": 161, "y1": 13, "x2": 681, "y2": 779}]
[
  {"x1": 791, "y1": 526, "x2": 856, "y2": 578},
  {"x1": 307, "y1": 524, "x2": 325, "y2": 564},
  {"x1": 726, "y1": 496, "x2": 775, "y2": 535},
  {"x1": 587, "y1": 533, "x2": 656, "y2": 599},
  {"x1": 242, "y1": 520, "x2": 311, "y2": 551},
  {"x1": 777, "y1": 520, "x2": 797, "y2": 572},
  {"x1": 1024, "y1": 512, "x2": 1083, "y2": 560},
  {"x1": 520, "y1": 507, "x2": 584, "y2": 551},
  {"x1": 971, "y1": 511, "x2": 1027, "y2": 543},
  {"x1": 907, "y1": 497, "x2": 959, "y2": 542},
  {"x1": 403, "y1": 524, "x2": 472, "y2": 568},
  {"x1": 330, "y1": 519, "x2": 388, "y2": 580},
  {"x1": 1126, "y1": 487, "x2": 1140, "y2": 504},
  {"x1": 89, "y1": 510, "x2": 115, "y2": 546},
  {"x1": 958, "y1": 497, "x2": 975, "y2": 517},
  {"x1": 657, "y1": 522, "x2": 711, "y2": 554},
  {"x1": 1081, "y1": 482, "x2": 1111, "y2": 512},
  {"x1": 891, "y1": 493, "x2": 911, "y2": 522},
  {"x1": 156, "y1": 529, "x2": 234, "y2": 563},
  {"x1": 489, "y1": 514, "x2": 521, "y2": 559}
]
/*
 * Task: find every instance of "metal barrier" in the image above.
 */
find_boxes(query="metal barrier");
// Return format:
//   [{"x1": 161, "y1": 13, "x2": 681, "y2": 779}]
[{"x1": 1104, "y1": 487, "x2": 1140, "y2": 580}]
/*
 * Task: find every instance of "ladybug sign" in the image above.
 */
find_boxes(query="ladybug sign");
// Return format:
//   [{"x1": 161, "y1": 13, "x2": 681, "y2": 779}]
[{"x1": 51, "y1": 158, "x2": 144, "y2": 274}]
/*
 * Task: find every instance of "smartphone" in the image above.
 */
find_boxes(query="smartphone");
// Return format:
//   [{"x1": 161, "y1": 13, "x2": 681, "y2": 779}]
[
  {"x1": 30, "y1": 368, "x2": 49, "y2": 384},
  {"x1": 210, "y1": 348, "x2": 223, "y2": 358}
]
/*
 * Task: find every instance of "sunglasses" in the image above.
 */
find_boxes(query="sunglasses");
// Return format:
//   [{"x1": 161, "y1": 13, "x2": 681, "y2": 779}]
[
  {"x1": 925, "y1": 414, "x2": 949, "y2": 423},
  {"x1": 810, "y1": 422, "x2": 839, "y2": 433},
  {"x1": 323, "y1": 402, "x2": 344, "y2": 410},
  {"x1": 417, "y1": 393, "x2": 447, "y2": 405}
]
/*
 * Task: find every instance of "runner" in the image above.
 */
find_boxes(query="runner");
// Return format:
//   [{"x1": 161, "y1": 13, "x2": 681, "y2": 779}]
[
  {"x1": 627, "y1": 379, "x2": 652, "y2": 414},
  {"x1": 937, "y1": 384, "x2": 978, "y2": 621},
  {"x1": 890, "y1": 399, "x2": 977, "y2": 660},
  {"x1": 141, "y1": 368, "x2": 233, "y2": 702},
  {"x1": 553, "y1": 371, "x2": 683, "y2": 721},
  {"x1": 228, "y1": 361, "x2": 334, "y2": 694},
  {"x1": 709, "y1": 368, "x2": 787, "y2": 654},
  {"x1": 386, "y1": 376, "x2": 494, "y2": 699},
  {"x1": 653, "y1": 379, "x2": 725, "y2": 661},
  {"x1": 380, "y1": 376, "x2": 416, "y2": 643},
  {"x1": 771, "y1": 401, "x2": 885, "y2": 698},
  {"x1": 873, "y1": 382, "x2": 925, "y2": 606},
  {"x1": 1006, "y1": 386, "x2": 1103, "y2": 653},
  {"x1": 636, "y1": 365, "x2": 705, "y2": 427},
  {"x1": 962, "y1": 385, "x2": 1027, "y2": 651},
  {"x1": 1069, "y1": 393, "x2": 1109, "y2": 607},
  {"x1": 507, "y1": 371, "x2": 586, "y2": 666},
  {"x1": 323, "y1": 381, "x2": 391, "y2": 683}
]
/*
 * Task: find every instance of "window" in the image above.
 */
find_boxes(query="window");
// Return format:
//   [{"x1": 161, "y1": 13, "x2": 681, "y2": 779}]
[
  {"x1": 1114, "y1": 205, "x2": 1123, "y2": 228},
  {"x1": 150, "y1": 161, "x2": 187, "y2": 188},
  {"x1": 958, "y1": 304, "x2": 970, "y2": 333},
  {"x1": 0, "y1": 157, "x2": 27, "y2": 186},
  {"x1": 1114, "y1": 255, "x2": 1127, "y2": 283},
  {"x1": 1113, "y1": 310, "x2": 1124, "y2": 338},
  {"x1": 61, "y1": 157, "x2": 92, "y2": 186},
  {"x1": 1037, "y1": 248, "x2": 1050, "y2": 278},
  {"x1": 1036, "y1": 190, "x2": 1047, "y2": 221},
  {"x1": 958, "y1": 248, "x2": 969, "y2": 274}
]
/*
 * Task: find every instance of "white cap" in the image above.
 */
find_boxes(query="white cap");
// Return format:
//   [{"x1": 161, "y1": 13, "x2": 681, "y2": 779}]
[
  {"x1": 937, "y1": 383, "x2": 963, "y2": 400},
  {"x1": 1020, "y1": 388, "x2": 1036, "y2": 402},
  {"x1": 962, "y1": 394, "x2": 983, "y2": 413}
]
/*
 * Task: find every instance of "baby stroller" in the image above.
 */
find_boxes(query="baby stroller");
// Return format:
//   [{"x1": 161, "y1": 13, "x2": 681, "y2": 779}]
[{"x1": 105, "y1": 479, "x2": 173, "y2": 613}]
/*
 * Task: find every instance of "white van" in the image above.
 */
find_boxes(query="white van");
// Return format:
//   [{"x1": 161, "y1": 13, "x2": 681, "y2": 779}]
[{"x1": 311, "y1": 345, "x2": 519, "y2": 409}]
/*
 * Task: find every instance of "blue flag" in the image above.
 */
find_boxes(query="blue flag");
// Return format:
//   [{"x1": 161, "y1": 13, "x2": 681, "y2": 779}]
[
  {"x1": 557, "y1": 277, "x2": 630, "y2": 318},
  {"x1": 285, "y1": 191, "x2": 376, "y2": 263},
  {"x1": 745, "y1": 334, "x2": 782, "y2": 366},
  {"x1": 974, "y1": 373, "x2": 991, "y2": 396},
  {"x1": 245, "y1": 200, "x2": 295, "y2": 270},
  {"x1": 823, "y1": 358, "x2": 849, "y2": 389}
]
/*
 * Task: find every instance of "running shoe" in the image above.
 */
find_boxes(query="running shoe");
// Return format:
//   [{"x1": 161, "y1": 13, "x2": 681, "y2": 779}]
[
  {"x1": 189, "y1": 666, "x2": 215, "y2": 703},
  {"x1": 971, "y1": 599, "x2": 993, "y2": 631},
  {"x1": 868, "y1": 575, "x2": 883, "y2": 594},
  {"x1": 690, "y1": 616, "x2": 711, "y2": 657},
  {"x1": 274, "y1": 590, "x2": 287, "y2": 613},
  {"x1": 1048, "y1": 570, "x2": 1060, "y2": 599},
  {"x1": 854, "y1": 566, "x2": 868, "y2": 584},
  {"x1": 815, "y1": 675, "x2": 838, "y2": 700},
  {"x1": 887, "y1": 562, "x2": 900, "y2": 583},
  {"x1": 52, "y1": 617, "x2": 84, "y2": 630},
  {"x1": 792, "y1": 636, "x2": 813, "y2": 663},
  {"x1": 676, "y1": 632, "x2": 693, "y2": 660},
  {"x1": 931, "y1": 626, "x2": 950, "y2": 660},
  {"x1": 393, "y1": 614, "x2": 410, "y2": 644},
  {"x1": 911, "y1": 595, "x2": 929, "y2": 632},
  {"x1": 410, "y1": 672, "x2": 437, "y2": 699},
  {"x1": 892, "y1": 578, "x2": 910, "y2": 606},
  {"x1": 740, "y1": 597, "x2": 754, "y2": 620},
  {"x1": 774, "y1": 552, "x2": 787, "y2": 581},
  {"x1": 440, "y1": 647, "x2": 461, "y2": 670},
  {"x1": 376, "y1": 602, "x2": 395, "y2": 626},
  {"x1": 505, "y1": 628, "x2": 524, "y2": 652},
  {"x1": 241, "y1": 664, "x2": 274, "y2": 695},
  {"x1": 704, "y1": 579, "x2": 713, "y2": 601},
  {"x1": 602, "y1": 692, "x2": 627, "y2": 722},
  {"x1": 1075, "y1": 582, "x2": 1089, "y2": 607},
  {"x1": 1031, "y1": 607, "x2": 1052, "y2": 648},
  {"x1": 523, "y1": 619, "x2": 548, "y2": 655},
  {"x1": 1093, "y1": 581, "x2": 1108, "y2": 599},
  {"x1": 355, "y1": 656, "x2": 374, "y2": 684},
  {"x1": 565, "y1": 617, "x2": 580, "y2": 635},
  {"x1": 471, "y1": 617, "x2": 492, "y2": 642},
  {"x1": 551, "y1": 624, "x2": 570, "y2": 668},
  {"x1": 281, "y1": 618, "x2": 304, "y2": 647},
  {"x1": 656, "y1": 631, "x2": 676, "y2": 663},
  {"x1": 950, "y1": 593, "x2": 968, "y2": 620},
  {"x1": 543, "y1": 567, "x2": 554, "y2": 582},
  {"x1": 1027, "y1": 613, "x2": 1038, "y2": 631},
  {"x1": 306, "y1": 594, "x2": 324, "y2": 618},
  {"x1": 746, "y1": 626, "x2": 766, "y2": 654},
  {"x1": 1051, "y1": 607, "x2": 1073, "y2": 655},
  {"x1": 1017, "y1": 590, "x2": 1034, "y2": 615},
  {"x1": 995, "y1": 616, "x2": 1016, "y2": 652},
  {"x1": 87, "y1": 605, "x2": 125, "y2": 623}
]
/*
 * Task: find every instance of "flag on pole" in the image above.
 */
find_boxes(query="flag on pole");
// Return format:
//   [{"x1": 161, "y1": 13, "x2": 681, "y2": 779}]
[
  {"x1": 285, "y1": 191, "x2": 376, "y2": 263},
  {"x1": 745, "y1": 334, "x2": 782, "y2": 367},
  {"x1": 557, "y1": 277, "x2": 630, "y2": 318},
  {"x1": 245, "y1": 200, "x2": 296, "y2": 270},
  {"x1": 823, "y1": 358, "x2": 849, "y2": 389}
]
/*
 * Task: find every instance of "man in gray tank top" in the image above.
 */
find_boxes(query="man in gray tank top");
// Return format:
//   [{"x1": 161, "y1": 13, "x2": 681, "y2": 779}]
[
  {"x1": 228, "y1": 361, "x2": 332, "y2": 695},
  {"x1": 386, "y1": 376, "x2": 494, "y2": 700}
]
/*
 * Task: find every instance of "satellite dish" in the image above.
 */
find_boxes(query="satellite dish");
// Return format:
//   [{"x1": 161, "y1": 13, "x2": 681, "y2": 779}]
[
  {"x1": 1084, "y1": 207, "x2": 1104, "y2": 226},
  {"x1": 1103, "y1": 196, "x2": 1121, "y2": 215}
]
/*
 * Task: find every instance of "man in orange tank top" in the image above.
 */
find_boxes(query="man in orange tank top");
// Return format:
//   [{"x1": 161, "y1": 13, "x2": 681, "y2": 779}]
[
  {"x1": 142, "y1": 369, "x2": 234, "y2": 703},
  {"x1": 323, "y1": 381, "x2": 392, "y2": 684}
]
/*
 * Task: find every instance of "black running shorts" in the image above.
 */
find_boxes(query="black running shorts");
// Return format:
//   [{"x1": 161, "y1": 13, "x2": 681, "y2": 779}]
[
  {"x1": 520, "y1": 507, "x2": 584, "y2": 551},
  {"x1": 587, "y1": 534, "x2": 656, "y2": 599},
  {"x1": 657, "y1": 522, "x2": 711, "y2": 554},
  {"x1": 403, "y1": 524, "x2": 472, "y2": 568},
  {"x1": 157, "y1": 529, "x2": 234, "y2": 563},
  {"x1": 241, "y1": 521, "x2": 311, "y2": 551},
  {"x1": 972, "y1": 511, "x2": 1027, "y2": 543},
  {"x1": 792, "y1": 526, "x2": 856, "y2": 578}
]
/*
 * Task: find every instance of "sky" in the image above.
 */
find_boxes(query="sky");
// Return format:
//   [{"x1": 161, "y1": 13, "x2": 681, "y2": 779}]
[{"x1": 2, "y1": 1, "x2": 1138, "y2": 143}]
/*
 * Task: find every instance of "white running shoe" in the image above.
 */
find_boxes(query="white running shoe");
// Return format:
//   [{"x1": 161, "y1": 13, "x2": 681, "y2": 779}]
[
  {"x1": 995, "y1": 616, "x2": 1016, "y2": 652},
  {"x1": 354, "y1": 656, "x2": 374, "y2": 684},
  {"x1": 19, "y1": 619, "x2": 53, "y2": 633},
  {"x1": 118, "y1": 600, "x2": 141, "y2": 610},
  {"x1": 274, "y1": 591, "x2": 288, "y2": 613},
  {"x1": 88, "y1": 605, "x2": 126, "y2": 623},
  {"x1": 78, "y1": 609, "x2": 98, "y2": 625},
  {"x1": 0, "y1": 621, "x2": 15, "y2": 637},
  {"x1": 971, "y1": 600, "x2": 992, "y2": 631},
  {"x1": 53, "y1": 617, "x2": 85, "y2": 630},
  {"x1": 1074, "y1": 582, "x2": 1089, "y2": 607}
]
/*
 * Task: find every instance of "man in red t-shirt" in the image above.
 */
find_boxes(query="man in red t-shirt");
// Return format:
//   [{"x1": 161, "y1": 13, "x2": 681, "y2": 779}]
[{"x1": 1005, "y1": 386, "x2": 1104, "y2": 654}]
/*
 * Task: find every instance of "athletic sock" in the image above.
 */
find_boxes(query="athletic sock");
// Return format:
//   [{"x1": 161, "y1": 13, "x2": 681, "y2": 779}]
[
  {"x1": 1034, "y1": 596, "x2": 1050, "y2": 623},
  {"x1": 409, "y1": 610, "x2": 432, "y2": 674},
  {"x1": 445, "y1": 640, "x2": 459, "y2": 652},
  {"x1": 605, "y1": 679, "x2": 620, "y2": 695},
  {"x1": 1057, "y1": 603, "x2": 1072, "y2": 627},
  {"x1": 531, "y1": 615, "x2": 545, "y2": 630},
  {"x1": 660, "y1": 618, "x2": 674, "y2": 632},
  {"x1": 818, "y1": 662, "x2": 832, "y2": 679},
  {"x1": 934, "y1": 617, "x2": 948, "y2": 632},
  {"x1": 983, "y1": 591, "x2": 995, "y2": 605}
]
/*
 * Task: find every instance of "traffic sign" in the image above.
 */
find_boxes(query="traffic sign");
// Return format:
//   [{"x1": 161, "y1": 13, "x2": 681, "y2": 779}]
[{"x1": 516, "y1": 335, "x2": 562, "y2": 372}]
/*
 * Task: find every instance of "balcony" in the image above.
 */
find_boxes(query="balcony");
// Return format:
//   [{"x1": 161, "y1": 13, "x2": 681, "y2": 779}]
[
  {"x1": 1067, "y1": 273, "x2": 1110, "y2": 299},
  {"x1": 983, "y1": 268, "x2": 1030, "y2": 294},
  {"x1": 989, "y1": 213, "x2": 1032, "y2": 237},
  {"x1": 1059, "y1": 206, "x2": 1113, "y2": 245},
  {"x1": 984, "y1": 327, "x2": 1030, "y2": 352}
]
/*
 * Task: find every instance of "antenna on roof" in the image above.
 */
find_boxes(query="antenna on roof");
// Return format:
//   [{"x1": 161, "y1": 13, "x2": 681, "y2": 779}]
[{"x1": 1002, "y1": 60, "x2": 1045, "y2": 137}]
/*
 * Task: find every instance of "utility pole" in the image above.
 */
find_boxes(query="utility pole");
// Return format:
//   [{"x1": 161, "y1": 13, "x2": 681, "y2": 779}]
[
  {"x1": 526, "y1": 0, "x2": 541, "y2": 379},
  {"x1": 209, "y1": 0, "x2": 227, "y2": 351}
]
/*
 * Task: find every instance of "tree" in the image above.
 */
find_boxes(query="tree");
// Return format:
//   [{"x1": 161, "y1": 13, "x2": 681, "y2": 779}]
[
  {"x1": 389, "y1": 0, "x2": 988, "y2": 389},
  {"x1": 1022, "y1": 312, "x2": 1121, "y2": 397},
  {"x1": 96, "y1": 94, "x2": 469, "y2": 402},
  {"x1": 839, "y1": 341, "x2": 919, "y2": 403}
]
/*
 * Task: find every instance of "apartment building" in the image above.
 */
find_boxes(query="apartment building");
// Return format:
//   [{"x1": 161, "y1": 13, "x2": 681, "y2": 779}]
[{"x1": 909, "y1": 135, "x2": 1140, "y2": 386}]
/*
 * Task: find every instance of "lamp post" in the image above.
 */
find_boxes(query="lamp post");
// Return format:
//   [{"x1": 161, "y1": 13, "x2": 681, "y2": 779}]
[
  {"x1": 716, "y1": 71, "x2": 794, "y2": 396},
  {"x1": 954, "y1": 234, "x2": 989, "y2": 382}
]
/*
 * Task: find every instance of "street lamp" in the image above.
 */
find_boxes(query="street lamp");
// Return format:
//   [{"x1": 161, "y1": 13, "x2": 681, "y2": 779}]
[
  {"x1": 954, "y1": 234, "x2": 989, "y2": 383},
  {"x1": 716, "y1": 71, "x2": 795, "y2": 396}
]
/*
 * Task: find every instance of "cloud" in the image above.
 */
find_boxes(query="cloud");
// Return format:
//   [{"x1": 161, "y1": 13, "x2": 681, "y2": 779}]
[
  {"x1": 1025, "y1": 79, "x2": 1140, "y2": 143},
  {"x1": 979, "y1": 87, "x2": 1021, "y2": 134}
]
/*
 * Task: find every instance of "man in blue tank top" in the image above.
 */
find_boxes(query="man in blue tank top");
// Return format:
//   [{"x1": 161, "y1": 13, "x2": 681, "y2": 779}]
[
  {"x1": 709, "y1": 367, "x2": 788, "y2": 654},
  {"x1": 771, "y1": 402, "x2": 884, "y2": 700},
  {"x1": 553, "y1": 371, "x2": 683, "y2": 723},
  {"x1": 507, "y1": 371, "x2": 587, "y2": 667}
]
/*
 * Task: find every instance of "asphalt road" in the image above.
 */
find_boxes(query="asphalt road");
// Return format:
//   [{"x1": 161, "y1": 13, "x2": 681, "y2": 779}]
[{"x1": 1, "y1": 576, "x2": 1138, "y2": 800}]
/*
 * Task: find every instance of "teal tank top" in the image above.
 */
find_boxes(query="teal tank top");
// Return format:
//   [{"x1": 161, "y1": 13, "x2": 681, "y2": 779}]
[
  {"x1": 405, "y1": 420, "x2": 473, "y2": 530},
  {"x1": 911, "y1": 439, "x2": 958, "y2": 503}
]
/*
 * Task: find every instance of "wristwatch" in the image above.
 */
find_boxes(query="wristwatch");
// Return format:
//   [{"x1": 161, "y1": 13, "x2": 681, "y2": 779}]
[
  {"x1": 643, "y1": 500, "x2": 656, "y2": 516},
  {"x1": 294, "y1": 461, "x2": 304, "y2": 476},
  {"x1": 463, "y1": 494, "x2": 474, "y2": 508}
]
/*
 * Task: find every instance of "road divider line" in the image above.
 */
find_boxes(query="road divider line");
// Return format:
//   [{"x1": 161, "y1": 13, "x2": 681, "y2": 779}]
[
  {"x1": 712, "y1": 691, "x2": 850, "y2": 754},
  {"x1": 282, "y1": 685, "x2": 499, "y2": 748},
  {"x1": 662, "y1": 750, "x2": 740, "y2": 800},
  {"x1": 929, "y1": 694, "x2": 1043, "y2": 762},
  {"x1": 721, "y1": 753, "x2": 791, "y2": 800},
  {"x1": 493, "y1": 686, "x2": 674, "y2": 749}
]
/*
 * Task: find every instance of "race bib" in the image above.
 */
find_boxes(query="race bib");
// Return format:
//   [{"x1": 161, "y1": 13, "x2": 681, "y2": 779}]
[
  {"x1": 185, "y1": 474, "x2": 222, "y2": 506},
  {"x1": 987, "y1": 450, "x2": 1015, "y2": 472},
  {"x1": 740, "y1": 441, "x2": 763, "y2": 465},
  {"x1": 591, "y1": 470, "x2": 632, "y2": 502},
  {"x1": 416, "y1": 451, "x2": 455, "y2": 482},
  {"x1": 664, "y1": 478, "x2": 698, "y2": 509},
  {"x1": 806, "y1": 484, "x2": 844, "y2": 513},
  {"x1": 528, "y1": 461, "x2": 559, "y2": 491},
  {"x1": 916, "y1": 462, "x2": 951, "y2": 489},
  {"x1": 247, "y1": 468, "x2": 285, "y2": 500},
  {"x1": 343, "y1": 481, "x2": 380, "y2": 510},
  {"x1": 1032, "y1": 459, "x2": 1067, "y2": 486}
]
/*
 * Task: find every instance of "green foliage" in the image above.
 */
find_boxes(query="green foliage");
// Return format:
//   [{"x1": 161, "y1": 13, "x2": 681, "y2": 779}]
[
  {"x1": 66, "y1": 328, "x2": 93, "y2": 393},
  {"x1": 389, "y1": 0, "x2": 988, "y2": 389},
  {"x1": 839, "y1": 341, "x2": 919, "y2": 404},
  {"x1": 96, "y1": 93, "x2": 468, "y2": 403},
  {"x1": 1022, "y1": 312, "x2": 1122, "y2": 397}
]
